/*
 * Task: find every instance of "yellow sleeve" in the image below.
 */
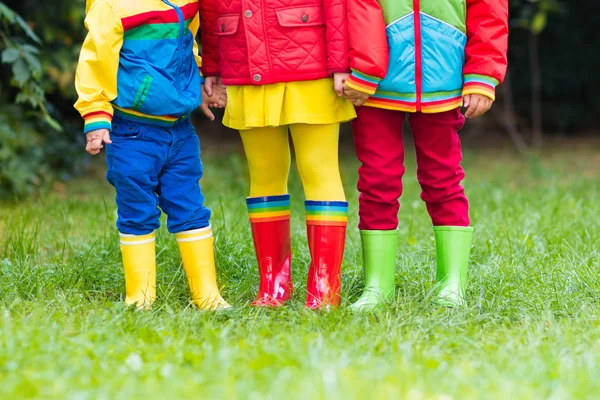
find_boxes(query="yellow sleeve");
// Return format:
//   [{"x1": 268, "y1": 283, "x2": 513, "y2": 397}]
[
  {"x1": 188, "y1": 13, "x2": 204, "y2": 81},
  {"x1": 74, "y1": 0, "x2": 123, "y2": 133}
]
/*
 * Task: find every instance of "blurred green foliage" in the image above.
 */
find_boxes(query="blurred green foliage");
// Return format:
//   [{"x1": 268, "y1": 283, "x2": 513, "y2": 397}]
[{"x1": 0, "y1": 0, "x2": 85, "y2": 199}]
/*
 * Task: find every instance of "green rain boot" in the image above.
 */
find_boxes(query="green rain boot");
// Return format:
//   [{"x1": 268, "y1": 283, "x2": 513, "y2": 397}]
[
  {"x1": 349, "y1": 230, "x2": 398, "y2": 312},
  {"x1": 434, "y1": 226, "x2": 474, "y2": 307}
]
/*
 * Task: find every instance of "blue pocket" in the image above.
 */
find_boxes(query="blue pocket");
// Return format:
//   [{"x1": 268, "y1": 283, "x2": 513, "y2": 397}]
[
  {"x1": 420, "y1": 14, "x2": 466, "y2": 93},
  {"x1": 110, "y1": 122, "x2": 145, "y2": 139},
  {"x1": 379, "y1": 14, "x2": 416, "y2": 94}
]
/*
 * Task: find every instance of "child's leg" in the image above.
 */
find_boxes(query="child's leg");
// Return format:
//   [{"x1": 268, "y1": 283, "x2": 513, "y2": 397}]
[
  {"x1": 408, "y1": 109, "x2": 469, "y2": 227},
  {"x1": 240, "y1": 126, "x2": 293, "y2": 306},
  {"x1": 240, "y1": 126, "x2": 290, "y2": 197},
  {"x1": 106, "y1": 121, "x2": 168, "y2": 308},
  {"x1": 353, "y1": 107, "x2": 406, "y2": 230},
  {"x1": 408, "y1": 109, "x2": 472, "y2": 307},
  {"x1": 350, "y1": 106, "x2": 405, "y2": 312},
  {"x1": 290, "y1": 123, "x2": 347, "y2": 308},
  {"x1": 289, "y1": 123, "x2": 345, "y2": 201},
  {"x1": 157, "y1": 121, "x2": 229, "y2": 310}
]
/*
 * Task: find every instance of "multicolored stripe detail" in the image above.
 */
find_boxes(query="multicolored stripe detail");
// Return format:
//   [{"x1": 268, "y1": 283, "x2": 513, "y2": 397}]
[
  {"x1": 113, "y1": 106, "x2": 186, "y2": 127},
  {"x1": 124, "y1": 20, "x2": 192, "y2": 41},
  {"x1": 346, "y1": 69, "x2": 382, "y2": 95},
  {"x1": 366, "y1": 89, "x2": 463, "y2": 113},
  {"x1": 176, "y1": 226, "x2": 212, "y2": 243},
  {"x1": 305, "y1": 201, "x2": 348, "y2": 227},
  {"x1": 83, "y1": 110, "x2": 113, "y2": 133},
  {"x1": 462, "y1": 74, "x2": 499, "y2": 101},
  {"x1": 247, "y1": 195, "x2": 291, "y2": 223},
  {"x1": 121, "y1": 2, "x2": 199, "y2": 33},
  {"x1": 120, "y1": 232, "x2": 155, "y2": 246}
]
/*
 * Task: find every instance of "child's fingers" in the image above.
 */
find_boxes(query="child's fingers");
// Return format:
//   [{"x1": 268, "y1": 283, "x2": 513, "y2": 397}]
[
  {"x1": 103, "y1": 131, "x2": 112, "y2": 144},
  {"x1": 334, "y1": 80, "x2": 344, "y2": 97},
  {"x1": 200, "y1": 103, "x2": 215, "y2": 121},
  {"x1": 465, "y1": 96, "x2": 481, "y2": 118},
  {"x1": 204, "y1": 79, "x2": 214, "y2": 97},
  {"x1": 463, "y1": 94, "x2": 471, "y2": 109},
  {"x1": 474, "y1": 99, "x2": 492, "y2": 118},
  {"x1": 86, "y1": 139, "x2": 103, "y2": 155},
  {"x1": 343, "y1": 88, "x2": 360, "y2": 100}
]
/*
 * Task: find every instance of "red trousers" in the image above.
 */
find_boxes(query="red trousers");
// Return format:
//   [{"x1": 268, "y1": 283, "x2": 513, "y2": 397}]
[{"x1": 352, "y1": 106, "x2": 470, "y2": 230}]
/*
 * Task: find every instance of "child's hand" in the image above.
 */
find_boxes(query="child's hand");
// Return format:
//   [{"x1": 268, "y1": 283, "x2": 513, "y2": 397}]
[
  {"x1": 343, "y1": 84, "x2": 370, "y2": 107},
  {"x1": 85, "y1": 128, "x2": 112, "y2": 155},
  {"x1": 333, "y1": 73, "x2": 350, "y2": 96},
  {"x1": 463, "y1": 94, "x2": 493, "y2": 119},
  {"x1": 200, "y1": 77, "x2": 227, "y2": 121}
]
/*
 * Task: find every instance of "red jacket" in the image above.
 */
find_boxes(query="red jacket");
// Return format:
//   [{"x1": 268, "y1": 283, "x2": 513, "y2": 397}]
[
  {"x1": 200, "y1": 0, "x2": 349, "y2": 86},
  {"x1": 345, "y1": 0, "x2": 509, "y2": 113}
]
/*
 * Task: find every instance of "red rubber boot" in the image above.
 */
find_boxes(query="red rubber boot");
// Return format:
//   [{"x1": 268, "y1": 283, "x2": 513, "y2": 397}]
[
  {"x1": 304, "y1": 201, "x2": 348, "y2": 309},
  {"x1": 247, "y1": 195, "x2": 293, "y2": 306}
]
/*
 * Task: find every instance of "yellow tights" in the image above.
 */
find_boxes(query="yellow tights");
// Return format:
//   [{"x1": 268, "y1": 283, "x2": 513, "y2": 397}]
[{"x1": 239, "y1": 123, "x2": 346, "y2": 201}]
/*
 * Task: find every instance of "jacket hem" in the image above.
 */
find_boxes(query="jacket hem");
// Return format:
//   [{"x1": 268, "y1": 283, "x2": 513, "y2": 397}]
[
  {"x1": 365, "y1": 95, "x2": 462, "y2": 114},
  {"x1": 113, "y1": 106, "x2": 189, "y2": 127}
]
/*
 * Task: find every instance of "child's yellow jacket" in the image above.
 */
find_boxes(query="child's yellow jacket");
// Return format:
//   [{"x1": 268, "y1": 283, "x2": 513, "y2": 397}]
[{"x1": 75, "y1": 0, "x2": 203, "y2": 133}]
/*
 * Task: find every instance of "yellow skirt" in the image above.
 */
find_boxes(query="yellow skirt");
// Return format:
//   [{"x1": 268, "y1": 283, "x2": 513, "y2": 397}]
[{"x1": 222, "y1": 78, "x2": 357, "y2": 130}]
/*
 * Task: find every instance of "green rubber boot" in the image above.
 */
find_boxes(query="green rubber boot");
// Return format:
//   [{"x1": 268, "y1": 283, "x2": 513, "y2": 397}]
[
  {"x1": 349, "y1": 230, "x2": 398, "y2": 312},
  {"x1": 434, "y1": 226, "x2": 474, "y2": 307}
]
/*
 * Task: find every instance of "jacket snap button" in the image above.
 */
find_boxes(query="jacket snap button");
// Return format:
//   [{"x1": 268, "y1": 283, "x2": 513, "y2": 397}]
[
  {"x1": 244, "y1": 10, "x2": 253, "y2": 18},
  {"x1": 221, "y1": 24, "x2": 225, "y2": 32},
  {"x1": 253, "y1": 74, "x2": 262, "y2": 82},
  {"x1": 301, "y1": 14, "x2": 309, "y2": 23}
]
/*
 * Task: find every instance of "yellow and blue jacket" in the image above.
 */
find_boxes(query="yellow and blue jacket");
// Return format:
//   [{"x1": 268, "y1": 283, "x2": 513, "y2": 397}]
[{"x1": 75, "y1": 0, "x2": 203, "y2": 133}]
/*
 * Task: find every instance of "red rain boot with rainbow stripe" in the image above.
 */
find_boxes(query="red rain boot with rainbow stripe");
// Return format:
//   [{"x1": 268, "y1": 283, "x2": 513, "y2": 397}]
[
  {"x1": 304, "y1": 201, "x2": 348, "y2": 309},
  {"x1": 247, "y1": 195, "x2": 293, "y2": 307}
]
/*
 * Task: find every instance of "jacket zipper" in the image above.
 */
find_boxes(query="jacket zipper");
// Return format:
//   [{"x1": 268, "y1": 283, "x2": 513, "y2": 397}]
[
  {"x1": 162, "y1": 0, "x2": 185, "y2": 99},
  {"x1": 413, "y1": 0, "x2": 422, "y2": 112}
]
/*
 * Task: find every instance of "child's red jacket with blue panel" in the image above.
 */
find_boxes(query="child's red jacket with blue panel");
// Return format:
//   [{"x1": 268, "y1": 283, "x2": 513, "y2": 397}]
[
  {"x1": 75, "y1": 0, "x2": 204, "y2": 133},
  {"x1": 345, "y1": 0, "x2": 509, "y2": 113}
]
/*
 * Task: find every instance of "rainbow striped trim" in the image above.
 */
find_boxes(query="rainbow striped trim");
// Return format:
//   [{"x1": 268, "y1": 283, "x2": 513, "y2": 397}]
[
  {"x1": 421, "y1": 90, "x2": 464, "y2": 114},
  {"x1": 365, "y1": 90, "x2": 417, "y2": 112},
  {"x1": 462, "y1": 74, "x2": 498, "y2": 101},
  {"x1": 83, "y1": 110, "x2": 113, "y2": 133},
  {"x1": 113, "y1": 106, "x2": 186, "y2": 127},
  {"x1": 247, "y1": 195, "x2": 291, "y2": 223},
  {"x1": 305, "y1": 201, "x2": 348, "y2": 227},
  {"x1": 121, "y1": 3, "x2": 199, "y2": 32},
  {"x1": 346, "y1": 70, "x2": 382, "y2": 95},
  {"x1": 366, "y1": 89, "x2": 464, "y2": 113}
]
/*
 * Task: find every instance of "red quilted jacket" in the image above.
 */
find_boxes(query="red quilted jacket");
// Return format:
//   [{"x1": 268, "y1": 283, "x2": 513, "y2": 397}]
[{"x1": 200, "y1": 0, "x2": 349, "y2": 85}]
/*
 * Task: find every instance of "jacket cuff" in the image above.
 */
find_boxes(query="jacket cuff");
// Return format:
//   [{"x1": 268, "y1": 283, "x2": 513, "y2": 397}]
[
  {"x1": 83, "y1": 111, "x2": 113, "y2": 134},
  {"x1": 345, "y1": 70, "x2": 381, "y2": 95},
  {"x1": 462, "y1": 74, "x2": 499, "y2": 101}
]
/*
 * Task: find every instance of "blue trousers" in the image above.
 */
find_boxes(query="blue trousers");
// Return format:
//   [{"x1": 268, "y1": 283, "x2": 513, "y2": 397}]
[{"x1": 106, "y1": 117, "x2": 211, "y2": 235}]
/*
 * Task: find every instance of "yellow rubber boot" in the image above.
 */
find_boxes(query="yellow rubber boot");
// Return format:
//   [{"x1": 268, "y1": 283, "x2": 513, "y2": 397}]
[
  {"x1": 176, "y1": 226, "x2": 231, "y2": 310},
  {"x1": 119, "y1": 232, "x2": 157, "y2": 309}
]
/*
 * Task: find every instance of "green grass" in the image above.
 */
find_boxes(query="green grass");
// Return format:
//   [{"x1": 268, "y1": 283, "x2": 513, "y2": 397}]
[{"x1": 1, "y1": 139, "x2": 600, "y2": 399}]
